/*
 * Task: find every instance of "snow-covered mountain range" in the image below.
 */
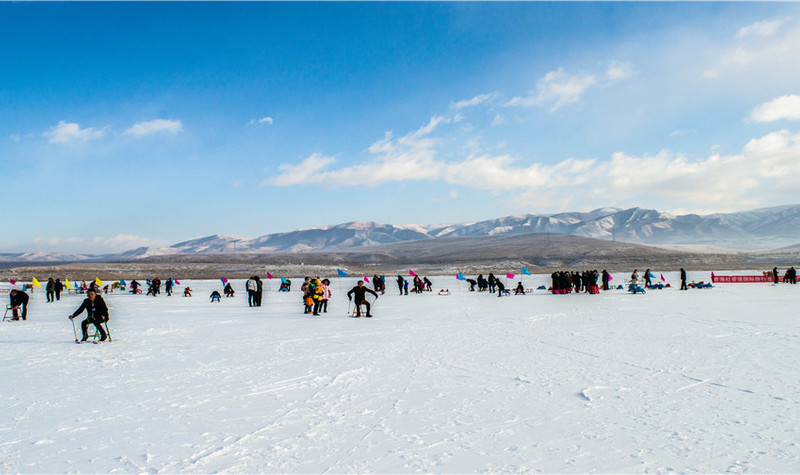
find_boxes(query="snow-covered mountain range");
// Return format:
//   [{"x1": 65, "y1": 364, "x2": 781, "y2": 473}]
[{"x1": 6, "y1": 205, "x2": 800, "y2": 263}]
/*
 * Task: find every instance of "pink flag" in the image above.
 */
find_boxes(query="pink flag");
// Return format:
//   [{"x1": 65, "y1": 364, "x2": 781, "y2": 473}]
[
  {"x1": 506, "y1": 273, "x2": 514, "y2": 279},
  {"x1": 660, "y1": 273, "x2": 666, "y2": 282},
  {"x1": 175, "y1": 279, "x2": 181, "y2": 285},
  {"x1": 409, "y1": 269, "x2": 417, "y2": 277},
  {"x1": 266, "y1": 272, "x2": 273, "y2": 279},
  {"x1": 608, "y1": 274, "x2": 613, "y2": 281},
  {"x1": 221, "y1": 277, "x2": 228, "y2": 285},
  {"x1": 364, "y1": 276, "x2": 370, "y2": 283},
  {"x1": 9, "y1": 279, "x2": 15, "y2": 285}
]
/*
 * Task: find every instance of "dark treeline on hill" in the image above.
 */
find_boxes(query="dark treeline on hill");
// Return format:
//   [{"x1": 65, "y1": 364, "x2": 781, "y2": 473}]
[{"x1": 1, "y1": 233, "x2": 794, "y2": 280}]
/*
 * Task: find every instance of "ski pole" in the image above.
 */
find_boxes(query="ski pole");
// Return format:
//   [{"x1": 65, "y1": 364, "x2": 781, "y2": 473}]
[
  {"x1": 71, "y1": 317, "x2": 78, "y2": 343},
  {"x1": 104, "y1": 321, "x2": 112, "y2": 341},
  {"x1": 347, "y1": 299, "x2": 352, "y2": 316}
]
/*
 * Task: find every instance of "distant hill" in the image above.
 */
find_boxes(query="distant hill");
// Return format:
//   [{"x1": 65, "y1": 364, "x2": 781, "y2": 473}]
[
  {"x1": 145, "y1": 204, "x2": 800, "y2": 256},
  {"x1": 6, "y1": 205, "x2": 800, "y2": 263}
]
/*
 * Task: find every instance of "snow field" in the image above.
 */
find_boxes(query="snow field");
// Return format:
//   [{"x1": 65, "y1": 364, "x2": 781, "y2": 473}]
[{"x1": 1, "y1": 273, "x2": 799, "y2": 473}]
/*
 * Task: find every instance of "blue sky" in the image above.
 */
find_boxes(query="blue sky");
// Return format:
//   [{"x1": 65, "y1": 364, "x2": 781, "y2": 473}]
[{"x1": 3, "y1": 2, "x2": 800, "y2": 253}]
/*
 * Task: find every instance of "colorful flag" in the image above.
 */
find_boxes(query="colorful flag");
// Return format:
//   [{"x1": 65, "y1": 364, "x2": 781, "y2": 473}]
[
  {"x1": 32, "y1": 277, "x2": 42, "y2": 288},
  {"x1": 660, "y1": 273, "x2": 666, "y2": 282},
  {"x1": 221, "y1": 277, "x2": 228, "y2": 285},
  {"x1": 506, "y1": 273, "x2": 514, "y2": 279},
  {"x1": 280, "y1": 276, "x2": 289, "y2": 284},
  {"x1": 364, "y1": 276, "x2": 370, "y2": 282},
  {"x1": 456, "y1": 272, "x2": 466, "y2": 281},
  {"x1": 9, "y1": 279, "x2": 16, "y2": 286},
  {"x1": 266, "y1": 272, "x2": 273, "y2": 279},
  {"x1": 608, "y1": 274, "x2": 613, "y2": 281},
  {"x1": 522, "y1": 266, "x2": 531, "y2": 275},
  {"x1": 95, "y1": 277, "x2": 103, "y2": 287},
  {"x1": 174, "y1": 279, "x2": 180, "y2": 285},
  {"x1": 337, "y1": 269, "x2": 348, "y2": 277},
  {"x1": 64, "y1": 278, "x2": 71, "y2": 289},
  {"x1": 120, "y1": 279, "x2": 126, "y2": 287},
  {"x1": 409, "y1": 269, "x2": 417, "y2": 277},
  {"x1": 647, "y1": 271, "x2": 656, "y2": 279}
]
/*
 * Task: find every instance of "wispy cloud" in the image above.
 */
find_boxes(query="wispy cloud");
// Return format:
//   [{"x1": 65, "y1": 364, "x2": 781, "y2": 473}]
[
  {"x1": 124, "y1": 119, "x2": 183, "y2": 137},
  {"x1": 43, "y1": 121, "x2": 106, "y2": 144},
  {"x1": 749, "y1": 94, "x2": 800, "y2": 122},
  {"x1": 737, "y1": 17, "x2": 789, "y2": 38},
  {"x1": 505, "y1": 68, "x2": 597, "y2": 111},
  {"x1": 703, "y1": 18, "x2": 800, "y2": 79},
  {"x1": 32, "y1": 234, "x2": 167, "y2": 253},
  {"x1": 248, "y1": 116, "x2": 274, "y2": 126},
  {"x1": 450, "y1": 92, "x2": 501, "y2": 109},
  {"x1": 605, "y1": 61, "x2": 634, "y2": 82}
]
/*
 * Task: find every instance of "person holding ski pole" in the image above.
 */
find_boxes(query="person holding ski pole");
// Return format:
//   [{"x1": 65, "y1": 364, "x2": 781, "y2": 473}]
[
  {"x1": 347, "y1": 280, "x2": 378, "y2": 318},
  {"x1": 68, "y1": 288, "x2": 109, "y2": 342}
]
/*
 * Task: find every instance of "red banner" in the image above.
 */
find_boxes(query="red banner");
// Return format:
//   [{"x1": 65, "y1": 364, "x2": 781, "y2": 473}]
[{"x1": 711, "y1": 274, "x2": 769, "y2": 283}]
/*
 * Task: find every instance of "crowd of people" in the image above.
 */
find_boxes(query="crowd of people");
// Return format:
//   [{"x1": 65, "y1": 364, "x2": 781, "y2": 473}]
[{"x1": 8, "y1": 267, "x2": 800, "y2": 328}]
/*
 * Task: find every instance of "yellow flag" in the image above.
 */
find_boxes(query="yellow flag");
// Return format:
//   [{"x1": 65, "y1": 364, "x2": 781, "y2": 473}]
[
  {"x1": 95, "y1": 277, "x2": 103, "y2": 287},
  {"x1": 65, "y1": 278, "x2": 72, "y2": 290},
  {"x1": 32, "y1": 277, "x2": 42, "y2": 288}
]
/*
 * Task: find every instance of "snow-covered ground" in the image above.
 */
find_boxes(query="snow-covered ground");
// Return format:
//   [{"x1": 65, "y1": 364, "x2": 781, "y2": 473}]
[{"x1": 2, "y1": 272, "x2": 799, "y2": 473}]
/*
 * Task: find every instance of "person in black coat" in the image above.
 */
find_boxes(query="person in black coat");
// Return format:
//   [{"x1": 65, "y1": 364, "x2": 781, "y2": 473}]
[
  {"x1": 46, "y1": 278, "x2": 55, "y2": 302},
  {"x1": 54, "y1": 278, "x2": 64, "y2": 300},
  {"x1": 9, "y1": 289, "x2": 29, "y2": 320},
  {"x1": 347, "y1": 281, "x2": 378, "y2": 317},
  {"x1": 601, "y1": 270, "x2": 610, "y2": 291},
  {"x1": 680, "y1": 268, "x2": 688, "y2": 290},
  {"x1": 773, "y1": 267, "x2": 779, "y2": 284},
  {"x1": 68, "y1": 289, "x2": 109, "y2": 341},
  {"x1": 396, "y1": 275, "x2": 404, "y2": 295}
]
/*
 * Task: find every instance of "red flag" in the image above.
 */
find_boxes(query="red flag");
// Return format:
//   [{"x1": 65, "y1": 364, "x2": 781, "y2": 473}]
[
  {"x1": 266, "y1": 272, "x2": 273, "y2": 279},
  {"x1": 660, "y1": 273, "x2": 666, "y2": 282},
  {"x1": 409, "y1": 269, "x2": 417, "y2": 277},
  {"x1": 9, "y1": 279, "x2": 16, "y2": 285}
]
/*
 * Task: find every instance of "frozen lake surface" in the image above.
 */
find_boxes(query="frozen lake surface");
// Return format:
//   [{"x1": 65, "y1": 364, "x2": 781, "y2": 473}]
[{"x1": 1, "y1": 273, "x2": 799, "y2": 473}]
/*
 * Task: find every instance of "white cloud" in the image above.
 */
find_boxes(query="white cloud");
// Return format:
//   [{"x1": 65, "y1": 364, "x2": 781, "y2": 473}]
[
  {"x1": 32, "y1": 234, "x2": 167, "y2": 253},
  {"x1": 450, "y1": 92, "x2": 501, "y2": 109},
  {"x1": 264, "y1": 153, "x2": 337, "y2": 186},
  {"x1": 606, "y1": 61, "x2": 634, "y2": 82},
  {"x1": 43, "y1": 121, "x2": 105, "y2": 144},
  {"x1": 248, "y1": 116, "x2": 274, "y2": 126},
  {"x1": 749, "y1": 94, "x2": 800, "y2": 122},
  {"x1": 737, "y1": 17, "x2": 789, "y2": 38},
  {"x1": 703, "y1": 19, "x2": 800, "y2": 79},
  {"x1": 9, "y1": 134, "x2": 21, "y2": 142},
  {"x1": 124, "y1": 119, "x2": 183, "y2": 137},
  {"x1": 506, "y1": 68, "x2": 598, "y2": 112}
]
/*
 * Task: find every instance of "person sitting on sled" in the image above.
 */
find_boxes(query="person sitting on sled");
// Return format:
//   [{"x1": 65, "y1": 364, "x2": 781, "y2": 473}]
[
  {"x1": 515, "y1": 282, "x2": 525, "y2": 295},
  {"x1": 347, "y1": 280, "x2": 378, "y2": 317},
  {"x1": 68, "y1": 288, "x2": 109, "y2": 342}
]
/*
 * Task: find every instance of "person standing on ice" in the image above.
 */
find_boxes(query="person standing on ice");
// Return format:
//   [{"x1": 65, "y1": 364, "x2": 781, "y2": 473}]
[
  {"x1": 255, "y1": 276, "x2": 263, "y2": 307},
  {"x1": 488, "y1": 273, "x2": 497, "y2": 293},
  {"x1": 631, "y1": 269, "x2": 639, "y2": 286},
  {"x1": 246, "y1": 276, "x2": 257, "y2": 307},
  {"x1": 680, "y1": 268, "x2": 688, "y2": 290},
  {"x1": 496, "y1": 279, "x2": 506, "y2": 297},
  {"x1": 601, "y1": 270, "x2": 610, "y2": 291},
  {"x1": 347, "y1": 280, "x2": 378, "y2": 318},
  {"x1": 396, "y1": 275, "x2": 404, "y2": 295},
  {"x1": 644, "y1": 269, "x2": 652, "y2": 288},
  {"x1": 165, "y1": 278, "x2": 173, "y2": 296},
  {"x1": 54, "y1": 278, "x2": 64, "y2": 300},
  {"x1": 68, "y1": 288, "x2": 108, "y2": 342},
  {"x1": 320, "y1": 278, "x2": 332, "y2": 313},
  {"x1": 772, "y1": 267, "x2": 779, "y2": 284}
]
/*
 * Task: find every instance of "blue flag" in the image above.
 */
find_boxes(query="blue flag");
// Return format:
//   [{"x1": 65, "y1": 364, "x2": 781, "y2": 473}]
[
  {"x1": 281, "y1": 276, "x2": 289, "y2": 284},
  {"x1": 522, "y1": 266, "x2": 531, "y2": 276},
  {"x1": 456, "y1": 272, "x2": 466, "y2": 281},
  {"x1": 337, "y1": 269, "x2": 348, "y2": 277},
  {"x1": 119, "y1": 279, "x2": 126, "y2": 287}
]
